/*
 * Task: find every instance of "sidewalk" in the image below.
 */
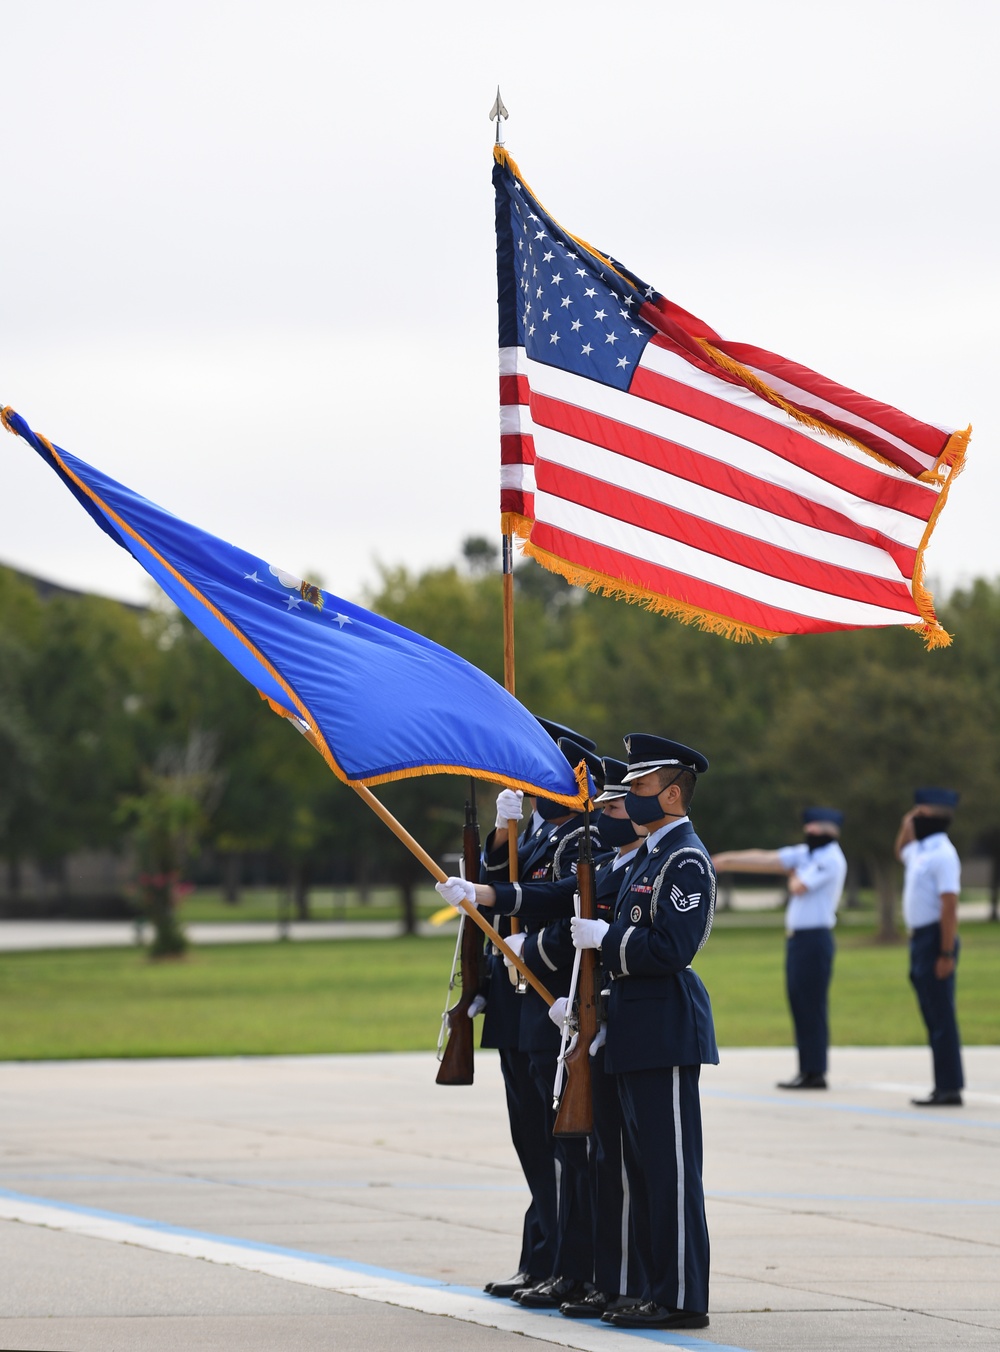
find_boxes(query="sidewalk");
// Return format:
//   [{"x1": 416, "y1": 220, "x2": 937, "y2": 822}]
[{"x1": 0, "y1": 918, "x2": 439, "y2": 951}]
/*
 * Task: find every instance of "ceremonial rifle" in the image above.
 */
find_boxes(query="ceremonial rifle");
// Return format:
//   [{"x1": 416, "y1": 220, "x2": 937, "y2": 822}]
[
  {"x1": 553, "y1": 807, "x2": 598, "y2": 1136},
  {"x1": 436, "y1": 784, "x2": 485, "y2": 1085}
]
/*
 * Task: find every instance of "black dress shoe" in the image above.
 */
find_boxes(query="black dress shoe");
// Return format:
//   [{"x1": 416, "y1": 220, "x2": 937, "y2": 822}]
[
  {"x1": 777, "y1": 1072, "x2": 827, "y2": 1090},
  {"x1": 911, "y1": 1089, "x2": 963, "y2": 1107},
  {"x1": 485, "y1": 1271, "x2": 539, "y2": 1298},
  {"x1": 560, "y1": 1288, "x2": 610, "y2": 1318},
  {"x1": 606, "y1": 1294, "x2": 642, "y2": 1312},
  {"x1": 517, "y1": 1275, "x2": 590, "y2": 1308},
  {"x1": 606, "y1": 1300, "x2": 709, "y2": 1329}
]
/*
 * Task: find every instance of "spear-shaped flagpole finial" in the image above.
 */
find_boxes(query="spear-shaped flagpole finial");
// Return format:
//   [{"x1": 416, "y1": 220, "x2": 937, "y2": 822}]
[{"x1": 490, "y1": 86, "x2": 509, "y2": 146}]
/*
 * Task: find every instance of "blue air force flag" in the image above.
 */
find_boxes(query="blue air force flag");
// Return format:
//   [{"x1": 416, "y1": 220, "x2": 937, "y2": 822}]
[{"x1": 3, "y1": 408, "x2": 589, "y2": 807}]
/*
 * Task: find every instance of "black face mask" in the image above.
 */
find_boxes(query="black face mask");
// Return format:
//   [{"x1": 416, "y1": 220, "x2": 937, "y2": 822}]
[
  {"x1": 536, "y1": 797, "x2": 570, "y2": 822},
  {"x1": 624, "y1": 789, "x2": 667, "y2": 826},
  {"x1": 598, "y1": 812, "x2": 641, "y2": 850},
  {"x1": 805, "y1": 832, "x2": 838, "y2": 852},
  {"x1": 914, "y1": 814, "x2": 950, "y2": 840}
]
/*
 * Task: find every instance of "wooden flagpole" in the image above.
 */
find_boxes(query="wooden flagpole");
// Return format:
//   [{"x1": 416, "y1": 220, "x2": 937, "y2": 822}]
[
  {"x1": 502, "y1": 522, "x2": 525, "y2": 992},
  {"x1": 494, "y1": 92, "x2": 525, "y2": 978},
  {"x1": 350, "y1": 781, "x2": 553, "y2": 1006}
]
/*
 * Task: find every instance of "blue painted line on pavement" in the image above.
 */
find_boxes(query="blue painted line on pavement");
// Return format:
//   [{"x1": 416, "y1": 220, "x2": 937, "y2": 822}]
[
  {"x1": 0, "y1": 1185, "x2": 439, "y2": 1288},
  {"x1": 0, "y1": 1185, "x2": 753, "y2": 1351}
]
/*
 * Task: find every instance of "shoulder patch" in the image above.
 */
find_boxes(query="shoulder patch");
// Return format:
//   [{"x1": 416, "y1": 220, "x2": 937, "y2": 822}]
[
  {"x1": 649, "y1": 846, "x2": 717, "y2": 950},
  {"x1": 670, "y1": 883, "x2": 701, "y2": 913}
]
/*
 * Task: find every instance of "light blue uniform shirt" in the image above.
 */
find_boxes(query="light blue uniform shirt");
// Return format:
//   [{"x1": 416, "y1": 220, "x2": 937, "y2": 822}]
[
  {"x1": 901, "y1": 833, "x2": 961, "y2": 928},
  {"x1": 776, "y1": 841, "x2": 847, "y2": 930}
]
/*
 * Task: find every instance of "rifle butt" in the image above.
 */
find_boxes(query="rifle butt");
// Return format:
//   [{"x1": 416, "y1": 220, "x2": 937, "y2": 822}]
[
  {"x1": 435, "y1": 1004, "x2": 475, "y2": 1085},
  {"x1": 553, "y1": 1038, "x2": 593, "y2": 1136}
]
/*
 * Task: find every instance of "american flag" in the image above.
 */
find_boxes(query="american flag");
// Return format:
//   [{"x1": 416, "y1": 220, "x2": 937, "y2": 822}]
[{"x1": 494, "y1": 148, "x2": 970, "y2": 646}]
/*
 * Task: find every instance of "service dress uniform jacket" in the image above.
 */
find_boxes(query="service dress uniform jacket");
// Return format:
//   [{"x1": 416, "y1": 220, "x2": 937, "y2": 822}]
[
  {"x1": 600, "y1": 819, "x2": 718, "y2": 1072},
  {"x1": 482, "y1": 812, "x2": 599, "y2": 1288},
  {"x1": 599, "y1": 816, "x2": 718, "y2": 1316},
  {"x1": 490, "y1": 844, "x2": 644, "y2": 1298},
  {"x1": 483, "y1": 816, "x2": 598, "y2": 1052},
  {"x1": 477, "y1": 813, "x2": 592, "y2": 1284}
]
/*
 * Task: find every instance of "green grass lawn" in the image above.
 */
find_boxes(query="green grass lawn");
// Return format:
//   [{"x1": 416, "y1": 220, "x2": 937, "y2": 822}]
[{"x1": 0, "y1": 923, "x2": 997, "y2": 1060}]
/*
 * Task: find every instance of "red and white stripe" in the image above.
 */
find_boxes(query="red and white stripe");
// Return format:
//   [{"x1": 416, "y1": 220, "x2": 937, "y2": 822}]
[{"x1": 500, "y1": 336, "x2": 953, "y2": 638}]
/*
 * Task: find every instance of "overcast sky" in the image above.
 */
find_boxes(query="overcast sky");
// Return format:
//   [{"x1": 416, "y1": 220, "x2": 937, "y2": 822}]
[{"x1": 1, "y1": 0, "x2": 995, "y2": 611}]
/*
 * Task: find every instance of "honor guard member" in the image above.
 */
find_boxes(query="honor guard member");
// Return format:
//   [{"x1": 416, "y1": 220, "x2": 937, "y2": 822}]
[
  {"x1": 475, "y1": 720, "x2": 599, "y2": 1302},
  {"x1": 571, "y1": 734, "x2": 717, "y2": 1332},
  {"x1": 437, "y1": 751, "x2": 645, "y2": 1318},
  {"x1": 713, "y1": 807, "x2": 847, "y2": 1089},
  {"x1": 497, "y1": 731, "x2": 602, "y2": 1312},
  {"x1": 565, "y1": 754, "x2": 647, "y2": 1318},
  {"x1": 896, "y1": 788, "x2": 964, "y2": 1107}
]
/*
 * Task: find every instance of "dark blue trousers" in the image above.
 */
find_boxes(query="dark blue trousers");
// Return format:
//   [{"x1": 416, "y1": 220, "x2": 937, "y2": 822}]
[
  {"x1": 499, "y1": 1046, "x2": 557, "y2": 1277},
  {"x1": 590, "y1": 1044, "x2": 643, "y2": 1297},
  {"x1": 618, "y1": 1064, "x2": 709, "y2": 1315},
  {"x1": 528, "y1": 1050, "x2": 593, "y2": 1284},
  {"x1": 909, "y1": 923, "x2": 964, "y2": 1092},
  {"x1": 786, "y1": 927, "x2": 835, "y2": 1076}
]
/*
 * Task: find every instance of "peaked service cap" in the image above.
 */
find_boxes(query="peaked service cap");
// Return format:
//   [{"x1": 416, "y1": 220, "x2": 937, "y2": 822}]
[
  {"x1": 557, "y1": 736, "x2": 604, "y2": 796},
  {"x1": 536, "y1": 717, "x2": 597, "y2": 752},
  {"x1": 595, "y1": 756, "x2": 629, "y2": 804},
  {"x1": 802, "y1": 806, "x2": 844, "y2": 826},
  {"x1": 622, "y1": 733, "x2": 709, "y2": 781},
  {"x1": 914, "y1": 787, "x2": 960, "y2": 809}
]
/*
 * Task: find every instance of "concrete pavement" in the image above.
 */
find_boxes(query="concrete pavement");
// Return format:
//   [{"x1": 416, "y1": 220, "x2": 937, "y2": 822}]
[{"x1": 1, "y1": 1047, "x2": 999, "y2": 1350}]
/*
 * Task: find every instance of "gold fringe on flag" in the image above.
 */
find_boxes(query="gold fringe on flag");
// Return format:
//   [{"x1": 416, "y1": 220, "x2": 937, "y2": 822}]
[
  {"x1": 695, "y1": 341, "x2": 913, "y2": 473},
  {"x1": 507, "y1": 518, "x2": 781, "y2": 645},
  {"x1": 906, "y1": 423, "x2": 972, "y2": 649},
  {"x1": 573, "y1": 757, "x2": 593, "y2": 806}
]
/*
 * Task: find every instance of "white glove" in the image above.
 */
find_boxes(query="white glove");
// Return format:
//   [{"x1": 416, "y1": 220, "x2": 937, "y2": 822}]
[
  {"x1": 502, "y1": 931, "x2": 526, "y2": 967},
  {"x1": 548, "y1": 996, "x2": 570, "y2": 1028},
  {"x1": 435, "y1": 876, "x2": 477, "y2": 910},
  {"x1": 495, "y1": 788, "x2": 524, "y2": 829},
  {"x1": 571, "y1": 916, "x2": 610, "y2": 950},
  {"x1": 447, "y1": 992, "x2": 487, "y2": 1029},
  {"x1": 589, "y1": 1023, "x2": 607, "y2": 1056}
]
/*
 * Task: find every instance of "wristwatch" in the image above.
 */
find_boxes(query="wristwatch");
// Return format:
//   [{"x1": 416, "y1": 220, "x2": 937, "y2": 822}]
[{"x1": 939, "y1": 948, "x2": 956, "y2": 958}]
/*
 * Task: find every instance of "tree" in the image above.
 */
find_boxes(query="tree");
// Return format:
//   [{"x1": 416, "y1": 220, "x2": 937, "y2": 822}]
[
  {"x1": 764, "y1": 648, "x2": 998, "y2": 941},
  {"x1": 461, "y1": 536, "x2": 499, "y2": 575},
  {"x1": 116, "y1": 732, "x2": 220, "y2": 957}
]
